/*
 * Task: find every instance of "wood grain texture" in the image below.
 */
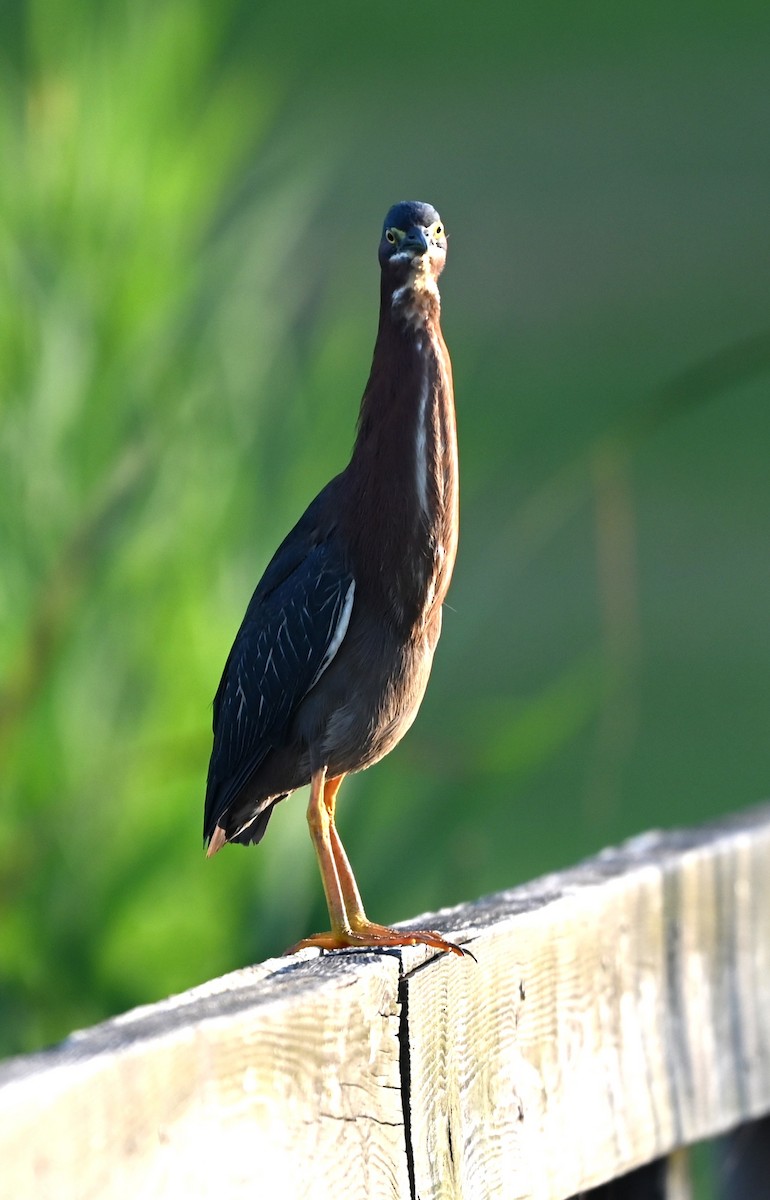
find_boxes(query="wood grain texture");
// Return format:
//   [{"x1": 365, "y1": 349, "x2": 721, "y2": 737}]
[
  {"x1": 1, "y1": 804, "x2": 769, "y2": 1200},
  {"x1": 0, "y1": 954, "x2": 408, "y2": 1200},
  {"x1": 402, "y1": 804, "x2": 770, "y2": 1199}
]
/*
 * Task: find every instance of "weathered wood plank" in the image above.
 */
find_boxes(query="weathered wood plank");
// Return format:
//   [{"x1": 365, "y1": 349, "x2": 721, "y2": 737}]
[
  {"x1": 402, "y1": 804, "x2": 770, "y2": 1199},
  {"x1": 0, "y1": 954, "x2": 408, "y2": 1200},
  {"x1": 1, "y1": 804, "x2": 769, "y2": 1200}
]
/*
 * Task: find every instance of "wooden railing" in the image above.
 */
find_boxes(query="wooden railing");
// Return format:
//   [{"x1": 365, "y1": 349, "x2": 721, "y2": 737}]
[{"x1": 2, "y1": 803, "x2": 770, "y2": 1199}]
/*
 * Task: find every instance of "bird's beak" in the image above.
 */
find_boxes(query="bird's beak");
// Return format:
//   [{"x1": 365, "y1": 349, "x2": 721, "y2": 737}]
[{"x1": 401, "y1": 226, "x2": 430, "y2": 256}]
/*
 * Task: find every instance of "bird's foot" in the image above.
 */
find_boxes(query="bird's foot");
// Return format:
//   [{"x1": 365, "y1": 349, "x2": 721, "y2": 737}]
[{"x1": 285, "y1": 921, "x2": 470, "y2": 958}]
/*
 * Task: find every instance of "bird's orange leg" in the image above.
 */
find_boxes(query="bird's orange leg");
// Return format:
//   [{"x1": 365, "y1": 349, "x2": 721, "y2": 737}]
[
  {"x1": 286, "y1": 770, "x2": 467, "y2": 957},
  {"x1": 297, "y1": 767, "x2": 349, "y2": 940}
]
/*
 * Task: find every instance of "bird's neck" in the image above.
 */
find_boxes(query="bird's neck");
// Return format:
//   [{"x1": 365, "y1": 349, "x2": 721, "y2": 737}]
[{"x1": 342, "y1": 278, "x2": 459, "y2": 629}]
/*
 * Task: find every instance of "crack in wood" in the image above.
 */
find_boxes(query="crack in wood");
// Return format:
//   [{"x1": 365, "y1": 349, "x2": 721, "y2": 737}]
[{"x1": 397, "y1": 968, "x2": 418, "y2": 1200}]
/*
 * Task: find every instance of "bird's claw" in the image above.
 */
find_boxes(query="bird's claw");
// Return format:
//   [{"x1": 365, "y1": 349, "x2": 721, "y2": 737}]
[{"x1": 284, "y1": 923, "x2": 473, "y2": 959}]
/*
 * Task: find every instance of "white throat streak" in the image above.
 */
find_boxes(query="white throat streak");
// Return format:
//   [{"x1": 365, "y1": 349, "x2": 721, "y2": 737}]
[{"x1": 415, "y1": 366, "x2": 430, "y2": 519}]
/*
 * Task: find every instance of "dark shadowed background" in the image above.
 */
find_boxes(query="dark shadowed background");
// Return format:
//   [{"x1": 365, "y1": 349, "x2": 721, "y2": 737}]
[{"x1": 1, "y1": 2, "x2": 768, "y2": 1133}]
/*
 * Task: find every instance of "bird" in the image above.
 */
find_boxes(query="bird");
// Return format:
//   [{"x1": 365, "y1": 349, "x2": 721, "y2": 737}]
[{"x1": 204, "y1": 200, "x2": 464, "y2": 957}]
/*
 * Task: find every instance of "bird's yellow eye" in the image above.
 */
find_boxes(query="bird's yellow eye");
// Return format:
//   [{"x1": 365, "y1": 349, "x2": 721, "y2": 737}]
[
  {"x1": 385, "y1": 229, "x2": 397, "y2": 244},
  {"x1": 433, "y1": 222, "x2": 445, "y2": 240}
]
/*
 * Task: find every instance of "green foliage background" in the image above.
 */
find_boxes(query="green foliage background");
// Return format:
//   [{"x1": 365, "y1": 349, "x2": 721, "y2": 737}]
[{"x1": 1, "y1": 0, "x2": 768, "y2": 1104}]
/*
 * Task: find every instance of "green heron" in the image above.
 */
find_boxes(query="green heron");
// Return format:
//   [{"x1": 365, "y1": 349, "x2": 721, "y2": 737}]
[{"x1": 204, "y1": 200, "x2": 463, "y2": 956}]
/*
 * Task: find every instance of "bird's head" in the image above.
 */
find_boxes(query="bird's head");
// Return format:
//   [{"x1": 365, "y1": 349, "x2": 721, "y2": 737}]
[{"x1": 378, "y1": 200, "x2": 447, "y2": 285}]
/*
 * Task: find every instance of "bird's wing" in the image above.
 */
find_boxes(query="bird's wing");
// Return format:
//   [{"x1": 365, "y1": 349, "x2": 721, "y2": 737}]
[{"x1": 204, "y1": 536, "x2": 354, "y2": 839}]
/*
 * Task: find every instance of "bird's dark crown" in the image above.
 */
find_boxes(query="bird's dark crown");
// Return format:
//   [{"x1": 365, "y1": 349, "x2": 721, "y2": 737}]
[{"x1": 382, "y1": 200, "x2": 441, "y2": 237}]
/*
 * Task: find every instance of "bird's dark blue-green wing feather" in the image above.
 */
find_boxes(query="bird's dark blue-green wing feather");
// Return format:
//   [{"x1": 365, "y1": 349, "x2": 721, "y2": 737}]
[{"x1": 204, "y1": 526, "x2": 354, "y2": 839}]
